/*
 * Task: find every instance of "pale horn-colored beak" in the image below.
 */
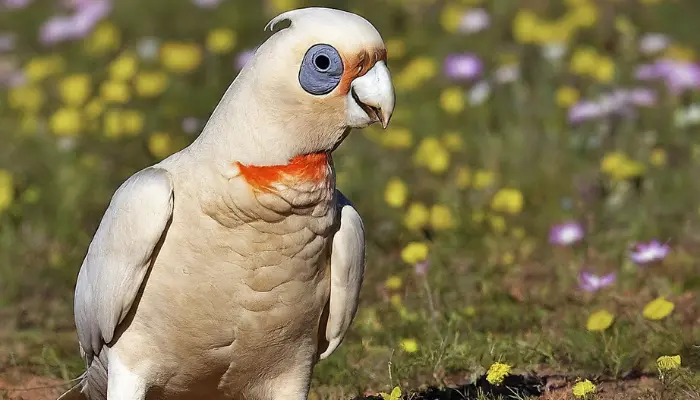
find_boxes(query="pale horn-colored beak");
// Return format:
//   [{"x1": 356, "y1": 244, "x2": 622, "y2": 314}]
[{"x1": 347, "y1": 60, "x2": 395, "y2": 129}]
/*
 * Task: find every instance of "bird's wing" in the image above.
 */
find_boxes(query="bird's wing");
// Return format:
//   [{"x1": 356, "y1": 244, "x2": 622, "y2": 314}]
[
  {"x1": 74, "y1": 167, "x2": 174, "y2": 360},
  {"x1": 319, "y1": 191, "x2": 366, "y2": 359}
]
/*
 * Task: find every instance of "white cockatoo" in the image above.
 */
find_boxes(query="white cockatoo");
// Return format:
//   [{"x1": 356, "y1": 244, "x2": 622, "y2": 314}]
[{"x1": 59, "y1": 7, "x2": 394, "y2": 400}]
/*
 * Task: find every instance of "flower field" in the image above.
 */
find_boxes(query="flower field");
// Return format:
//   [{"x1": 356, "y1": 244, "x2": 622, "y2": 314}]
[{"x1": 1, "y1": 0, "x2": 700, "y2": 399}]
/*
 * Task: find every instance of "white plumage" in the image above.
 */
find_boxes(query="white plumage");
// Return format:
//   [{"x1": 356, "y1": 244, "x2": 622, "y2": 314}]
[{"x1": 59, "y1": 6, "x2": 394, "y2": 400}]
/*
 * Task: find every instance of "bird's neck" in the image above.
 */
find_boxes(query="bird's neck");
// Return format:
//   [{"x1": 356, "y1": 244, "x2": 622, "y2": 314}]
[{"x1": 234, "y1": 152, "x2": 332, "y2": 193}]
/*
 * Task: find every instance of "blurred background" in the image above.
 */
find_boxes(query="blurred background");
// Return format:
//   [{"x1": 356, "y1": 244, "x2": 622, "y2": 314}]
[{"x1": 1, "y1": 0, "x2": 700, "y2": 399}]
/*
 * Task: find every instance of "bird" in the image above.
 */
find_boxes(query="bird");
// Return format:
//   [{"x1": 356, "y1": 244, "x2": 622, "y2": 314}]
[{"x1": 58, "y1": 7, "x2": 394, "y2": 400}]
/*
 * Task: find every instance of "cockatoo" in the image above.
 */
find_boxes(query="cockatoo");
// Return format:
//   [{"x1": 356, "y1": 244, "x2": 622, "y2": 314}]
[{"x1": 59, "y1": 7, "x2": 394, "y2": 400}]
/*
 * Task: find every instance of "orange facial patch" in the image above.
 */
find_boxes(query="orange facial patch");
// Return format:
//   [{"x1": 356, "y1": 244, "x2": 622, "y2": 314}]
[
  {"x1": 338, "y1": 47, "x2": 388, "y2": 95},
  {"x1": 236, "y1": 153, "x2": 330, "y2": 192}
]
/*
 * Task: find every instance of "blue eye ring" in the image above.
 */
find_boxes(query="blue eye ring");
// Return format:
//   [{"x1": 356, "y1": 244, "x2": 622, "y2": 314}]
[{"x1": 298, "y1": 44, "x2": 344, "y2": 95}]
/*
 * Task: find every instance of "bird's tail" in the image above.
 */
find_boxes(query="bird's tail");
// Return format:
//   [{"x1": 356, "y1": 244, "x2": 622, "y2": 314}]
[{"x1": 56, "y1": 350, "x2": 108, "y2": 400}]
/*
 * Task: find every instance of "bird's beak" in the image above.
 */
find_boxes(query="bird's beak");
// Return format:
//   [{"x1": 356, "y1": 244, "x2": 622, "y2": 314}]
[{"x1": 349, "y1": 61, "x2": 395, "y2": 129}]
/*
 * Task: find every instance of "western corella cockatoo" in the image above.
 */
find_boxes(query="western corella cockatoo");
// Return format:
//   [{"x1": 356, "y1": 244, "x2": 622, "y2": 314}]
[{"x1": 59, "y1": 7, "x2": 394, "y2": 400}]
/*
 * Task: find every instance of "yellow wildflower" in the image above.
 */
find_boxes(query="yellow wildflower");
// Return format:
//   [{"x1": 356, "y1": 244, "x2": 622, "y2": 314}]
[
  {"x1": 490, "y1": 188, "x2": 524, "y2": 215},
  {"x1": 381, "y1": 127, "x2": 413, "y2": 149},
  {"x1": 455, "y1": 167, "x2": 471, "y2": 189},
  {"x1": 85, "y1": 99, "x2": 104, "y2": 119},
  {"x1": 404, "y1": 202, "x2": 429, "y2": 231},
  {"x1": 430, "y1": 204, "x2": 455, "y2": 230},
  {"x1": 463, "y1": 306, "x2": 476, "y2": 317},
  {"x1": 511, "y1": 226, "x2": 526, "y2": 239},
  {"x1": 148, "y1": 132, "x2": 175, "y2": 159},
  {"x1": 401, "y1": 242, "x2": 428, "y2": 264},
  {"x1": 572, "y1": 379, "x2": 596, "y2": 399},
  {"x1": 206, "y1": 28, "x2": 237, "y2": 54},
  {"x1": 386, "y1": 38, "x2": 406, "y2": 60},
  {"x1": 489, "y1": 215, "x2": 507, "y2": 234},
  {"x1": 643, "y1": 297, "x2": 674, "y2": 320},
  {"x1": 441, "y1": 132, "x2": 463, "y2": 152},
  {"x1": 413, "y1": 137, "x2": 450, "y2": 174},
  {"x1": 556, "y1": 86, "x2": 580, "y2": 108},
  {"x1": 49, "y1": 108, "x2": 82, "y2": 137},
  {"x1": 134, "y1": 71, "x2": 169, "y2": 98},
  {"x1": 84, "y1": 21, "x2": 121, "y2": 55},
  {"x1": 160, "y1": 42, "x2": 203, "y2": 73},
  {"x1": 384, "y1": 178, "x2": 408, "y2": 208},
  {"x1": 100, "y1": 80, "x2": 131, "y2": 103},
  {"x1": 586, "y1": 309, "x2": 614, "y2": 332},
  {"x1": 656, "y1": 355, "x2": 681, "y2": 372},
  {"x1": 394, "y1": 57, "x2": 437, "y2": 91},
  {"x1": 122, "y1": 109, "x2": 145, "y2": 136},
  {"x1": 473, "y1": 169, "x2": 495, "y2": 189},
  {"x1": 570, "y1": 47, "x2": 599, "y2": 76},
  {"x1": 269, "y1": 0, "x2": 299, "y2": 12},
  {"x1": 379, "y1": 386, "x2": 402, "y2": 400},
  {"x1": 109, "y1": 52, "x2": 138, "y2": 81},
  {"x1": 104, "y1": 110, "x2": 123, "y2": 138},
  {"x1": 23, "y1": 54, "x2": 64, "y2": 82},
  {"x1": 650, "y1": 148, "x2": 667, "y2": 167},
  {"x1": 566, "y1": 1, "x2": 599, "y2": 28},
  {"x1": 471, "y1": 210, "x2": 485, "y2": 224},
  {"x1": 615, "y1": 16, "x2": 636, "y2": 38},
  {"x1": 0, "y1": 170, "x2": 14, "y2": 214},
  {"x1": 531, "y1": 21, "x2": 562, "y2": 45},
  {"x1": 8, "y1": 85, "x2": 45, "y2": 112},
  {"x1": 440, "y1": 4, "x2": 465, "y2": 33},
  {"x1": 440, "y1": 87, "x2": 464, "y2": 114},
  {"x1": 384, "y1": 276, "x2": 402, "y2": 290},
  {"x1": 512, "y1": 9, "x2": 539, "y2": 44},
  {"x1": 600, "y1": 152, "x2": 646, "y2": 181},
  {"x1": 399, "y1": 338, "x2": 419, "y2": 353},
  {"x1": 664, "y1": 44, "x2": 695, "y2": 62},
  {"x1": 485, "y1": 362, "x2": 511, "y2": 385},
  {"x1": 593, "y1": 56, "x2": 615, "y2": 82},
  {"x1": 58, "y1": 74, "x2": 92, "y2": 106},
  {"x1": 501, "y1": 252, "x2": 515, "y2": 265}
]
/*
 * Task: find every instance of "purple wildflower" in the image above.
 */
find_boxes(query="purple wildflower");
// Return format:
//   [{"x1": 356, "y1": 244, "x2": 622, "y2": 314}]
[
  {"x1": 234, "y1": 48, "x2": 256, "y2": 70},
  {"x1": 458, "y1": 8, "x2": 490, "y2": 34},
  {"x1": 2, "y1": 0, "x2": 33, "y2": 9},
  {"x1": 192, "y1": 0, "x2": 223, "y2": 8},
  {"x1": 182, "y1": 117, "x2": 200, "y2": 135},
  {"x1": 630, "y1": 240, "x2": 670, "y2": 264},
  {"x1": 568, "y1": 88, "x2": 657, "y2": 124},
  {"x1": 568, "y1": 100, "x2": 605, "y2": 124},
  {"x1": 635, "y1": 59, "x2": 700, "y2": 94},
  {"x1": 579, "y1": 271, "x2": 616, "y2": 292},
  {"x1": 494, "y1": 63, "x2": 519, "y2": 84},
  {"x1": 414, "y1": 260, "x2": 430, "y2": 277},
  {"x1": 0, "y1": 33, "x2": 16, "y2": 52},
  {"x1": 39, "y1": 0, "x2": 110, "y2": 45},
  {"x1": 549, "y1": 221, "x2": 584, "y2": 246},
  {"x1": 443, "y1": 53, "x2": 483, "y2": 81},
  {"x1": 638, "y1": 33, "x2": 670, "y2": 55}
]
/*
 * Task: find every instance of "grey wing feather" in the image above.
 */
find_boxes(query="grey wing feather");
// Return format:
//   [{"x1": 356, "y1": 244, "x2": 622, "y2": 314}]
[
  {"x1": 74, "y1": 167, "x2": 174, "y2": 361},
  {"x1": 319, "y1": 190, "x2": 366, "y2": 359}
]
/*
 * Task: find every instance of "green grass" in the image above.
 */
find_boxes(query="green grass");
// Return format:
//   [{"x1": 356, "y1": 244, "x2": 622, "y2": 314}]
[{"x1": 1, "y1": 0, "x2": 700, "y2": 399}]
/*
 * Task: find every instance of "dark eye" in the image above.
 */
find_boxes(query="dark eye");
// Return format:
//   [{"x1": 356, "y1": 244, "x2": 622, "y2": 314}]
[
  {"x1": 299, "y1": 44, "x2": 343, "y2": 95},
  {"x1": 314, "y1": 54, "x2": 331, "y2": 71}
]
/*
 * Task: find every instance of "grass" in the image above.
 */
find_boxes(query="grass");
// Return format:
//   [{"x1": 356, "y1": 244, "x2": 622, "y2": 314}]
[{"x1": 1, "y1": 0, "x2": 700, "y2": 399}]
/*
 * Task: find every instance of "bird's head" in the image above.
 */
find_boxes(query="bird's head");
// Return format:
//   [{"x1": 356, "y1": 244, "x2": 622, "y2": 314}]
[{"x1": 199, "y1": 7, "x2": 395, "y2": 166}]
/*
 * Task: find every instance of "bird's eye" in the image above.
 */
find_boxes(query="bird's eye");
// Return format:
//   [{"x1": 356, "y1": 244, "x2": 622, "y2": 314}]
[
  {"x1": 314, "y1": 54, "x2": 331, "y2": 71},
  {"x1": 299, "y1": 44, "x2": 343, "y2": 95}
]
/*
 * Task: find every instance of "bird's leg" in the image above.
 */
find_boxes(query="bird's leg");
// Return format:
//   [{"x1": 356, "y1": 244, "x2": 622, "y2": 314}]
[
  {"x1": 107, "y1": 351, "x2": 148, "y2": 400},
  {"x1": 255, "y1": 367, "x2": 313, "y2": 400}
]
